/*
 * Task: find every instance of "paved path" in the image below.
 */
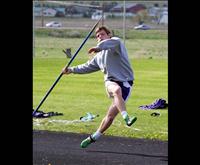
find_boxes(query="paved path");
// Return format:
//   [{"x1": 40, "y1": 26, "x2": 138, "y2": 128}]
[{"x1": 33, "y1": 130, "x2": 168, "y2": 165}]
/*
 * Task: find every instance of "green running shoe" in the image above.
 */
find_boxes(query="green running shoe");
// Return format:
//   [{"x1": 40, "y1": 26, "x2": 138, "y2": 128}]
[
  {"x1": 80, "y1": 135, "x2": 95, "y2": 148},
  {"x1": 125, "y1": 116, "x2": 137, "y2": 126}
]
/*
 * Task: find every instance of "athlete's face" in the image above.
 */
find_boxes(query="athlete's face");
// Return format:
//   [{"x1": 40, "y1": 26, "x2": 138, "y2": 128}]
[{"x1": 96, "y1": 30, "x2": 110, "y2": 42}]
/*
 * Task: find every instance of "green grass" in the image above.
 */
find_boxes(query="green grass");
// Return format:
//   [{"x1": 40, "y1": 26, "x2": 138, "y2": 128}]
[
  {"x1": 35, "y1": 28, "x2": 168, "y2": 40},
  {"x1": 34, "y1": 37, "x2": 167, "y2": 59},
  {"x1": 33, "y1": 57, "x2": 168, "y2": 141},
  {"x1": 33, "y1": 33, "x2": 168, "y2": 141}
]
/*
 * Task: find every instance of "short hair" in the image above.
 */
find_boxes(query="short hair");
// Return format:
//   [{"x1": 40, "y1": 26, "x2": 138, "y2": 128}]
[{"x1": 95, "y1": 26, "x2": 112, "y2": 36}]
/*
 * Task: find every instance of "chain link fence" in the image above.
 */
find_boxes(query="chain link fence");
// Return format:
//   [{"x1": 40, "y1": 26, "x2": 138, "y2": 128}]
[{"x1": 33, "y1": 0, "x2": 168, "y2": 58}]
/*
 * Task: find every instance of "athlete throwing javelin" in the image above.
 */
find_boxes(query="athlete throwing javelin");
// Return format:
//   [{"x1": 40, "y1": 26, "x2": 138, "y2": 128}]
[{"x1": 62, "y1": 26, "x2": 137, "y2": 148}]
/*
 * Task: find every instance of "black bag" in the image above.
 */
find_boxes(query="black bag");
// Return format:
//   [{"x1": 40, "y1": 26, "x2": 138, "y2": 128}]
[{"x1": 32, "y1": 109, "x2": 63, "y2": 118}]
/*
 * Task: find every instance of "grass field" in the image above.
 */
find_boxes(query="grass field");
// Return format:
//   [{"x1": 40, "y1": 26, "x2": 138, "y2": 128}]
[{"x1": 33, "y1": 32, "x2": 168, "y2": 141}]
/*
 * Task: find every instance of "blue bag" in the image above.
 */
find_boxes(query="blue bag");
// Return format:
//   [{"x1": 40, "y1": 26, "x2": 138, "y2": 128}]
[{"x1": 139, "y1": 98, "x2": 168, "y2": 110}]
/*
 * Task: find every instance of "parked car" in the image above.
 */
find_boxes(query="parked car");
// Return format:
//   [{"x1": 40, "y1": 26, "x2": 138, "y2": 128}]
[
  {"x1": 45, "y1": 21, "x2": 62, "y2": 27},
  {"x1": 134, "y1": 24, "x2": 151, "y2": 30}
]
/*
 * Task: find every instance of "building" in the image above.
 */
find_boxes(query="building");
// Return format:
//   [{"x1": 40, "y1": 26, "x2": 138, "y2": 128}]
[{"x1": 110, "y1": 3, "x2": 146, "y2": 14}]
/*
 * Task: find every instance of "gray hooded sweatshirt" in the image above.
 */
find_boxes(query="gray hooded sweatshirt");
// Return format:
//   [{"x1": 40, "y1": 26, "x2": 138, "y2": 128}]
[{"x1": 71, "y1": 37, "x2": 134, "y2": 83}]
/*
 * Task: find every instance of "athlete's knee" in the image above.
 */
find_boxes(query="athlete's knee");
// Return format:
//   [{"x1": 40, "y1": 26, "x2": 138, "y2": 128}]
[{"x1": 112, "y1": 86, "x2": 122, "y2": 97}]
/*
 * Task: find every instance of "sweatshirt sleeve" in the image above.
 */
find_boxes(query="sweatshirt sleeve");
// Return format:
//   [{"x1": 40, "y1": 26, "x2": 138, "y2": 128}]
[
  {"x1": 70, "y1": 57, "x2": 100, "y2": 74},
  {"x1": 96, "y1": 38, "x2": 120, "y2": 51}
]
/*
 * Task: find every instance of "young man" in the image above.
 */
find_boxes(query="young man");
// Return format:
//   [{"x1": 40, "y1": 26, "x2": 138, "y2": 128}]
[{"x1": 62, "y1": 26, "x2": 137, "y2": 148}]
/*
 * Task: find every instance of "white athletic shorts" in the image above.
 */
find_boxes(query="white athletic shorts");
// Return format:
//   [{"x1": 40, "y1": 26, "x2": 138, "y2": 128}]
[{"x1": 105, "y1": 80, "x2": 133, "y2": 102}]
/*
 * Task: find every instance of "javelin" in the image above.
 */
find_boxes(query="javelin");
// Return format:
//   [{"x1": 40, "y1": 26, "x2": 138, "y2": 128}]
[{"x1": 33, "y1": 16, "x2": 102, "y2": 116}]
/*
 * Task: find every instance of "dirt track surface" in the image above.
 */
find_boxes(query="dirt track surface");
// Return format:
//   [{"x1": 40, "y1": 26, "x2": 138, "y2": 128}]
[{"x1": 33, "y1": 130, "x2": 168, "y2": 165}]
